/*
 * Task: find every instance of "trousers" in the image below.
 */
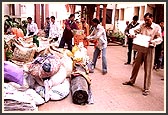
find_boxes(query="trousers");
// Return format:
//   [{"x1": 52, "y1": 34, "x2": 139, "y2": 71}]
[
  {"x1": 92, "y1": 47, "x2": 107, "y2": 72},
  {"x1": 129, "y1": 47, "x2": 155, "y2": 90}
]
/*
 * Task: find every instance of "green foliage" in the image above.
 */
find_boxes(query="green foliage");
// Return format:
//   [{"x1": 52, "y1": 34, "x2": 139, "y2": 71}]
[
  {"x1": 4, "y1": 15, "x2": 28, "y2": 35},
  {"x1": 112, "y1": 31, "x2": 125, "y2": 40}
]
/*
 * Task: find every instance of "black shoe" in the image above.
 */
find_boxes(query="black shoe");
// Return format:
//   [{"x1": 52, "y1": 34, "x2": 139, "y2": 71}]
[
  {"x1": 142, "y1": 90, "x2": 150, "y2": 96},
  {"x1": 122, "y1": 81, "x2": 133, "y2": 86},
  {"x1": 124, "y1": 62, "x2": 131, "y2": 65},
  {"x1": 102, "y1": 71, "x2": 107, "y2": 75}
]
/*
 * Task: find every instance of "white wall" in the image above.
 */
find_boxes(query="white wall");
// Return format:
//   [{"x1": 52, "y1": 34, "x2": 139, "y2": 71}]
[{"x1": 3, "y1": 4, "x2": 10, "y2": 15}]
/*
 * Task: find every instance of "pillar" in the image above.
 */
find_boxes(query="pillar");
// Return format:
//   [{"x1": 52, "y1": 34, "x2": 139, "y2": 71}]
[
  {"x1": 34, "y1": 4, "x2": 41, "y2": 29},
  {"x1": 81, "y1": 5, "x2": 84, "y2": 18},
  {"x1": 41, "y1": 4, "x2": 44, "y2": 29},
  {"x1": 45, "y1": 4, "x2": 49, "y2": 18},
  {"x1": 96, "y1": 4, "x2": 100, "y2": 20},
  {"x1": 102, "y1": 4, "x2": 107, "y2": 29}
]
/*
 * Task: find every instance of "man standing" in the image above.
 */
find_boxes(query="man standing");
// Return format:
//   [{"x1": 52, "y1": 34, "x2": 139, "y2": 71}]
[
  {"x1": 153, "y1": 20, "x2": 164, "y2": 70},
  {"x1": 87, "y1": 18, "x2": 108, "y2": 75},
  {"x1": 44, "y1": 17, "x2": 50, "y2": 38},
  {"x1": 49, "y1": 16, "x2": 60, "y2": 42},
  {"x1": 81, "y1": 17, "x2": 90, "y2": 49},
  {"x1": 124, "y1": 16, "x2": 139, "y2": 65},
  {"x1": 122, "y1": 13, "x2": 162, "y2": 96},
  {"x1": 59, "y1": 14, "x2": 78, "y2": 51},
  {"x1": 26, "y1": 17, "x2": 38, "y2": 36}
]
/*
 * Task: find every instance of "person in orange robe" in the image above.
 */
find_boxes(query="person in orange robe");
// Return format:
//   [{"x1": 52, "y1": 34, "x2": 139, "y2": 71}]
[{"x1": 80, "y1": 18, "x2": 90, "y2": 49}]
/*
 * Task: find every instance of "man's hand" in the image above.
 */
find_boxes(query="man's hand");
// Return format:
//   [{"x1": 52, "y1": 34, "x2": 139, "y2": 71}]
[{"x1": 128, "y1": 34, "x2": 136, "y2": 38}]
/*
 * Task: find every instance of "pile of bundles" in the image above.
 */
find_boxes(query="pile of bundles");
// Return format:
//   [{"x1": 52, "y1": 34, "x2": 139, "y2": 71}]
[
  {"x1": 4, "y1": 35, "x2": 73, "y2": 111},
  {"x1": 3, "y1": 34, "x2": 94, "y2": 111}
]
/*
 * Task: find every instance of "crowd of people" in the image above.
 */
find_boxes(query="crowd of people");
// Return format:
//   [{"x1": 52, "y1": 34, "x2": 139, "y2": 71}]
[{"x1": 4, "y1": 12, "x2": 164, "y2": 96}]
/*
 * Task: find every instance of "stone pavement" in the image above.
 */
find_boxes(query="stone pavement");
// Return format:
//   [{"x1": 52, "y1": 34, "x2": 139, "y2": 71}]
[{"x1": 38, "y1": 44, "x2": 165, "y2": 113}]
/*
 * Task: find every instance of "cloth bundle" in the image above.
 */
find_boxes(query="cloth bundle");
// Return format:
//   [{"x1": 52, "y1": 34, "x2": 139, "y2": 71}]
[
  {"x1": 28, "y1": 54, "x2": 61, "y2": 85},
  {"x1": 4, "y1": 61, "x2": 24, "y2": 86},
  {"x1": 71, "y1": 75, "x2": 89, "y2": 105},
  {"x1": 70, "y1": 63, "x2": 93, "y2": 105}
]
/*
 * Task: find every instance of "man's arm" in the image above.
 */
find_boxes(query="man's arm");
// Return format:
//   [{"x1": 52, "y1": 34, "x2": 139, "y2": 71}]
[
  {"x1": 34, "y1": 23, "x2": 39, "y2": 35},
  {"x1": 89, "y1": 27, "x2": 104, "y2": 40},
  {"x1": 65, "y1": 20, "x2": 71, "y2": 30},
  {"x1": 26, "y1": 24, "x2": 29, "y2": 36},
  {"x1": 150, "y1": 25, "x2": 162, "y2": 46}
]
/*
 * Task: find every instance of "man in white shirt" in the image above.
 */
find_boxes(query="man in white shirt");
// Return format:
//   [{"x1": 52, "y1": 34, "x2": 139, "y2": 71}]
[
  {"x1": 26, "y1": 17, "x2": 38, "y2": 36},
  {"x1": 87, "y1": 18, "x2": 108, "y2": 75},
  {"x1": 49, "y1": 16, "x2": 60, "y2": 42}
]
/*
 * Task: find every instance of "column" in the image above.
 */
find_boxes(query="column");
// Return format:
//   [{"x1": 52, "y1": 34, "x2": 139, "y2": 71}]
[
  {"x1": 34, "y1": 4, "x2": 41, "y2": 29},
  {"x1": 45, "y1": 4, "x2": 49, "y2": 18},
  {"x1": 102, "y1": 4, "x2": 107, "y2": 29},
  {"x1": 96, "y1": 4, "x2": 100, "y2": 20},
  {"x1": 41, "y1": 4, "x2": 44, "y2": 29},
  {"x1": 81, "y1": 5, "x2": 84, "y2": 18}
]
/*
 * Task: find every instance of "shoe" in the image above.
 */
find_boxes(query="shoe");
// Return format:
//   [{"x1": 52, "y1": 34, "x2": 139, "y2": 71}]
[
  {"x1": 122, "y1": 81, "x2": 133, "y2": 86},
  {"x1": 142, "y1": 90, "x2": 150, "y2": 96},
  {"x1": 102, "y1": 71, "x2": 107, "y2": 75},
  {"x1": 124, "y1": 62, "x2": 131, "y2": 65}
]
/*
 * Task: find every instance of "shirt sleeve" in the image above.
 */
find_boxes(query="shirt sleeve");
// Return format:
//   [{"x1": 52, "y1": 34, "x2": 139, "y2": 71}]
[
  {"x1": 150, "y1": 26, "x2": 163, "y2": 46},
  {"x1": 90, "y1": 27, "x2": 104, "y2": 40},
  {"x1": 26, "y1": 24, "x2": 29, "y2": 36},
  {"x1": 33, "y1": 23, "x2": 39, "y2": 35},
  {"x1": 49, "y1": 24, "x2": 52, "y2": 38}
]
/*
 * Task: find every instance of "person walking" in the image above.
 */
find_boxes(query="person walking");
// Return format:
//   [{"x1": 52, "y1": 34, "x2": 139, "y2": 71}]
[
  {"x1": 124, "y1": 16, "x2": 139, "y2": 65},
  {"x1": 59, "y1": 14, "x2": 78, "y2": 51},
  {"x1": 122, "y1": 13, "x2": 163, "y2": 96},
  {"x1": 86, "y1": 18, "x2": 108, "y2": 75},
  {"x1": 44, "y1": 17, "x2": 50, "y2": 38}
]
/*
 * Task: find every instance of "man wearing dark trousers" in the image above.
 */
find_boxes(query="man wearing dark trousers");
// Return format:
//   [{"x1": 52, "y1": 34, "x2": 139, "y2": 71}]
[
  {"x1": 124, "y1": 15, "x2": 139, "y2": 65},
  {"x1": 59, "y1": 14, "x2": 78, "y2": 51}
]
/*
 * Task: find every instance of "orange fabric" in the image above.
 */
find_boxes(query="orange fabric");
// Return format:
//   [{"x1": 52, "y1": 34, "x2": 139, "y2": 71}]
[
  {"x1": 81, "y1": 22, "x2": 90, "y2": 49},
  {"x1": 74, "y1": 34, "x2": 84, "y2": 46},
  {"x1": 11, "y1": 27, "x2": 24, "y2": 39}
]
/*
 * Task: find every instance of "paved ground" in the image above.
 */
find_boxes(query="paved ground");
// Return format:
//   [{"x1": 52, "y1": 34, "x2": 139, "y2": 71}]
[{"x1": 38, "y1": 43, "x2": 165, "y2": 113}]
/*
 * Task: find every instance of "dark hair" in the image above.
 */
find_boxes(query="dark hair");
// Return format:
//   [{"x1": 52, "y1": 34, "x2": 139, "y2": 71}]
[
  {"x1": 92, "y1": 18, "x2": 100, "y2": 24},
  {"x1": 70, "y1": 14, "x2": 75, "y2": 18},
  {"x1": 159, "y1": 20, "x2": 164, "y2": 23},
  {"x1": 46, "y1": 17, "x2": 50, "y2": 20},
  {"x1": 50, "y1": 16, "x2": 55, "y2": 20},
  {"x1": 144, "y1": 12, "x2": 153, "y2": 18},
  {"x1": 27, "y1": 17, "x2": 32, "y2": 20},
  {"x1": 133, "y1": 15, "x2": 138, "y2": 21}
]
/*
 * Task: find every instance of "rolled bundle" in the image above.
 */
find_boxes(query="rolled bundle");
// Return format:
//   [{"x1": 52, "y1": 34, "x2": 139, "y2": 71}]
[{"x1": 71, "y1": 75, "x2": 88, "y2": 105}]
